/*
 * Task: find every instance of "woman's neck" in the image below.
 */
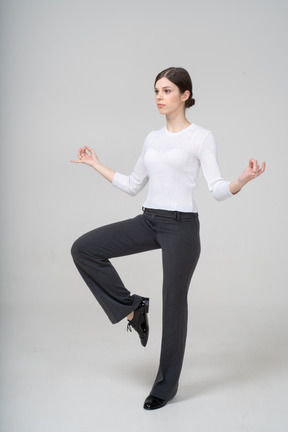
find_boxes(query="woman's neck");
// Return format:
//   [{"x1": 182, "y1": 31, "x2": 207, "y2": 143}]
[{"x1": 165, "y1": 112, "x2": 191, "y2": 133}]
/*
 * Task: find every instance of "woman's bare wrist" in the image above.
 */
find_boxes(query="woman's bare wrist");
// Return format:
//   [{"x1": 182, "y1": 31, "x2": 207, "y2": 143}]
[{"x1": 229, "y1": 179, "x2": 244, "y2": 195}]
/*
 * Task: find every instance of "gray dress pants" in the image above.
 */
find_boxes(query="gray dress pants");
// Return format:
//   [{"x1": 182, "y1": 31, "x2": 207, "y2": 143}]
[{"x1": 71, "y1": 208, "x2": 201, "y2": 400}]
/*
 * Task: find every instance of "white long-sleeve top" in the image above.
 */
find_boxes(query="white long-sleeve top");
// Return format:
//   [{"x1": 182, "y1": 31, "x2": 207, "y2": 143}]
[{"x1": 112, "y1": 123, "x2": 233, "y2": 212}]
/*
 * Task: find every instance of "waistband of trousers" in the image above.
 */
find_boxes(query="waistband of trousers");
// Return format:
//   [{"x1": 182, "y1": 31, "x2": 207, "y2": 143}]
[{"x1": 142, "y1": 207, "x2": 198, "y2": 221}]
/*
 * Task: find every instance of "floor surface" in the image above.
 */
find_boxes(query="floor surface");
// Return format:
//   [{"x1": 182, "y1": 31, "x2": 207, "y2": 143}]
[{"x1": 1, "y1": 301, "x2": 287, "y2": 432}]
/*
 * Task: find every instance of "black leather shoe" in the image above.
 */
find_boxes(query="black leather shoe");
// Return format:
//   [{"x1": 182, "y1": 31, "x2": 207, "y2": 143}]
[
  {"x1": 143, "y1": 395, "x2": 168, "y2": 410},
  {"x1": 143, "y1": 386, "x2": 178, "y2": 410},
  {"x1": 127, "y1": 298, "x2": 149, "y2": 347}
]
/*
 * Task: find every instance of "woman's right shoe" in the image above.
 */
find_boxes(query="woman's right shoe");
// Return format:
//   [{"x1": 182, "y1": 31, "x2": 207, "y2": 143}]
[{"x1": 127, "y1": 297, "x2": 149, "y2": 347}]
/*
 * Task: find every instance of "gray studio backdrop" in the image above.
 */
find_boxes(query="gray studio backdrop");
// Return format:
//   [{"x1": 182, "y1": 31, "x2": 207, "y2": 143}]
[
  {"x1": 1, "y1": 0, "x2": 286, "y2": 310},
  {"x1": 0, "y1": 0, "x2": 286, "y2": 361},
  {"x1": 1, "y1": 1, "x2": 288, "y2": 430}
]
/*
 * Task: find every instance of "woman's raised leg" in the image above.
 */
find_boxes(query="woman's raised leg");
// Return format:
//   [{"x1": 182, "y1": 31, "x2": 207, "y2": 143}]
[{"x1": 71, "y1": 215, "x2": 160, "y2": 324}]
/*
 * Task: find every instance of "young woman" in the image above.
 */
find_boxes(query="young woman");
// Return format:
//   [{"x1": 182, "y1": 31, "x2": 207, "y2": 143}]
[{"x1": 71, "y1": 67, "x2": 265, "y2": 410}]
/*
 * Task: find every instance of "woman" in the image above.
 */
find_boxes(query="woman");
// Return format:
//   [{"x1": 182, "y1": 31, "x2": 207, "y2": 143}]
[{"x1": 71, "y1": 67, "x2": 265, "y2": 410}]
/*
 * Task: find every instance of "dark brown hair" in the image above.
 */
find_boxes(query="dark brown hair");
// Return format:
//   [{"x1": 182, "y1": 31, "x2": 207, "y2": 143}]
[{"x1": 154, "y1": 67, "x2": 195, "y2": 108}]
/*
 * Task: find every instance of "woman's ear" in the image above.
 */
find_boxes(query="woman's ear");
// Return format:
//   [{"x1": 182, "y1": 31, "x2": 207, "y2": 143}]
[{"x1": 182, "y1": 90, "x2": 190, "y2": 102}]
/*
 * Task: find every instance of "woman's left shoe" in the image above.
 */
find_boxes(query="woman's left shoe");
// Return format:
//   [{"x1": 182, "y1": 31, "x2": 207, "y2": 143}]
[
  {"x1": 127, "y1": 297, "x2": 149, "y2": 347},
  {"x1": 143, "y1": 386, "x2": 178, "y2": 410},
  {"x1": 143, "y1": 395, "x2": 168, "y2": 410}
]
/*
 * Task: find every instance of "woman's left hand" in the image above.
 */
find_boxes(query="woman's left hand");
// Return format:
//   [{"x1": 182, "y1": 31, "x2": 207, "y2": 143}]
[
  {"x1": 239, "y1": 158, "x2": 266, "y2": 183},
  {"x1": 229, "y1": 158, "x2": 266, "y2": 194}
]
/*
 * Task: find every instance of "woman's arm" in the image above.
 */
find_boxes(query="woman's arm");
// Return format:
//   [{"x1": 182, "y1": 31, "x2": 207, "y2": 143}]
[
  {"x1": 71, "y1": 146, "x2": 115, "y2": 183},
  {"x1": 199, "y1": 132, "x2": 266, "y2": 200},
  {"x1": 229, "y1": 158, "x2": 266, "y2": 195},
  {"x1": 71, "y1": 144, "x2": 149, "y2": 196}
]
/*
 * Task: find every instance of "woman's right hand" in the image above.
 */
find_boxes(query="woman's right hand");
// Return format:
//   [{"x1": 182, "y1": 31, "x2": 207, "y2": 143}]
[
  {"x1": 71, "y1": 146, "x2": 116, "y2": 183},
  {"x1": 71, "y1": 146, "x2": 99, "y2": 168}
]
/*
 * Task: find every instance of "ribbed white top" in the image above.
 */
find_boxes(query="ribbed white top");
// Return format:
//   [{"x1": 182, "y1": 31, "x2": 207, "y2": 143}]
[{"x1": 112, "y1": 123, "x2": 233, "y2": 212}]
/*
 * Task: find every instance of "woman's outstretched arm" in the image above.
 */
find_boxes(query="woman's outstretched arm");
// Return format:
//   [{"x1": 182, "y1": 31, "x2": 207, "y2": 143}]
[
  {"x1": 71, "y1": 146, "x2": 115, "y2": 183},
  {"x1": 229, "y1": 158, "x2": 266, "y2": 195}
]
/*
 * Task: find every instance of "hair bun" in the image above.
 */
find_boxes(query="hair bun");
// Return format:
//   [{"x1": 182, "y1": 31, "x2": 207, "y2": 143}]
[{"x1": 185, "y1": 96, "x2": 195, "y2": 108}]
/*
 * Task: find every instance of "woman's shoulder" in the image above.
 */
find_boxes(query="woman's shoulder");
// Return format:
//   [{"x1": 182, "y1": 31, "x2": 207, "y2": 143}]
[
  {"x1": 146, "y1": 127, "x2": 165, "y2": 138},
  {"x1": 143, "y1": 127, "x2": 165, "y2": 144},
  {"x1": 190, "y1": 123, "x2": 213, "y2": 138}
]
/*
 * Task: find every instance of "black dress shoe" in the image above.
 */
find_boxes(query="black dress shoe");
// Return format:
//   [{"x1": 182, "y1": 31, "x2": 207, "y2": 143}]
[
  {"x1": 127, "y1": 297, "x2": 149, "y2": 347},
  {"x1": 144, "y1": 386, "x2": 178, "y2": 410},
  {"x1": 143, "y1": 395, "x2": 168, "y2": 410}
]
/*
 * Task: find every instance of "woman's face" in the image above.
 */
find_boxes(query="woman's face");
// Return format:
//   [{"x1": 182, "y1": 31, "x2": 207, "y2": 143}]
[{"x1": 154, "y1": 77, "x2": 188, "y2": 116}]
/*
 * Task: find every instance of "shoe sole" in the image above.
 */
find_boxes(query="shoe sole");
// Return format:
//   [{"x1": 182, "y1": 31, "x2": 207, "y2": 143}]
[
  {"x1": 142, "y1": 297, "x2": 149, "y2": 313},
  {"x1": 141, "y1": 298, "x2": 149, "y2": 347}
]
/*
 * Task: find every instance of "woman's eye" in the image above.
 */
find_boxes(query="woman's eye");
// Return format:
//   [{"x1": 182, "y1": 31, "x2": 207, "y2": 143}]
[
  {"x1": 154, "y1": 90, "x2": 159, "y2": 94},
  {"x1": 165, "y1": 89, "x2": 171, "y2": 94}
]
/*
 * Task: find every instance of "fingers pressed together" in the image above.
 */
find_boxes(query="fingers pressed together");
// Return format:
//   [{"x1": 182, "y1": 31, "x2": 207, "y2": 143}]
[{"x1": 249, "y1": 158, "x2": 266, "y2": 176}]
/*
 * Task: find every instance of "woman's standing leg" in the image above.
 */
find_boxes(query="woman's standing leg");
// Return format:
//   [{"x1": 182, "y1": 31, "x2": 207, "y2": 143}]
[
  {"x1": 71, "y1": 215, "x2": 160, "y2": 324},
  {"x1": 144, "y1": 211, "x2": 201, "y2": 407}
]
